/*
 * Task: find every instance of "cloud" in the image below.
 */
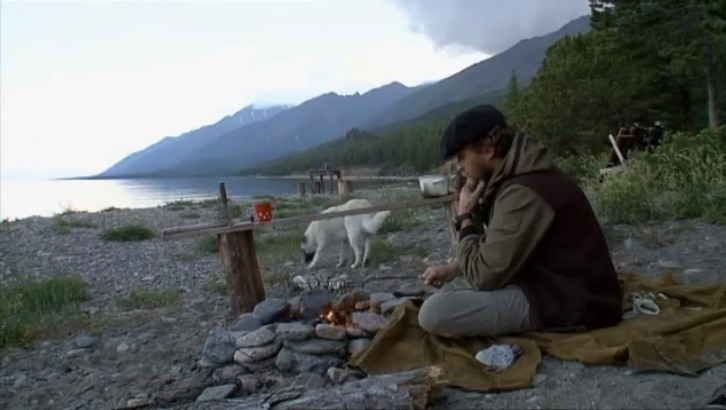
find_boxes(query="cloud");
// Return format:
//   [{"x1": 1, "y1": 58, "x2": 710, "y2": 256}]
[{"x1": 387, "y1": 0, "x2": 591, "y2": 55}]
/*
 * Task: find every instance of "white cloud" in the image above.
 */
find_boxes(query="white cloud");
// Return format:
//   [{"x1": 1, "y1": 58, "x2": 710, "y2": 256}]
[{"x1": 0, "y1": 0, "x2": 486, "y2": 178}]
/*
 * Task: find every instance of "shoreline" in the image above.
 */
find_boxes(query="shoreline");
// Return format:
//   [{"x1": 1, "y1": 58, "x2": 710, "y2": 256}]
[
  {"x1": 1, "y1": 184, "x2": 725, "y2": 409},
  {"x1": 55, "y1": 173, "x2": 423, "y2": 182},
  {"x1": 1, "y1": 183, "x2": 418, "y2": 222}
]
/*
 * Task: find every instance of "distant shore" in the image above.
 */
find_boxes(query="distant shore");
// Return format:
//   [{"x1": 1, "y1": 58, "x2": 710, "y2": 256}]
[
  {"x1": 1, "y1": 178, "x2": 419, "y2": 222},
  {"x1": 57, "y1": 173, "x2": 422, "y2": 182}
]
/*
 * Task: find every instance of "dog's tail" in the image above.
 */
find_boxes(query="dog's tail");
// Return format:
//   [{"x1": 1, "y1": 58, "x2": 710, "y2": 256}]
[{"x1": 362, "y1": 211, "x2": 391, "y2": 235}]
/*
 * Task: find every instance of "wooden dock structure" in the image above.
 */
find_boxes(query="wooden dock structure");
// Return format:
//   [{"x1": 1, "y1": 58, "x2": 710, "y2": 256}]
[
  {"x1": 162, "y1": 182, "x2": 455, "y2": 314},
  {"x1": 309, "y1": 168, "x2": 343, "y2": 195}
]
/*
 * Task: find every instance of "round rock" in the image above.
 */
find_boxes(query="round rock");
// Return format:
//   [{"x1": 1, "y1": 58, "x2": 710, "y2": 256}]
[
  {"x1": 236, "y1": 327, "x2": 276, "y2": 348},
  {"x1": 234, "y1": 340, "x2": 282, "y2": 364},
  {"x1": 315, "y1": 324, "x2": 347, "y2": 340},
  {"x1": 74, "y1": 333, "x2": 96, "y2": 349},
  {"x1": 351, "y1": 312, "x2": 389, "y2": 333},
  {"x1": 277, "y1": 322, "x2": 315, "y2": 341}
]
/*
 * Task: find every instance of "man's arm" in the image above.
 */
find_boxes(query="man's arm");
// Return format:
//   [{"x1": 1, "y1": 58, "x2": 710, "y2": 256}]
[{"x1": 455, "y1": 184, "x2": 555, "y2": 290}]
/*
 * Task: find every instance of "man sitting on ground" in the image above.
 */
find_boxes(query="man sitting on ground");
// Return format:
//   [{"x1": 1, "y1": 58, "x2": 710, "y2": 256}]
[{"x1": 418, "y1": 104, "x2": 623, "y2": 338}]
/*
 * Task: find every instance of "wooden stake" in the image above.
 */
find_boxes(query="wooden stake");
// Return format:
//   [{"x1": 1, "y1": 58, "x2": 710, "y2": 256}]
[
  {"x1": 219, "y1": 181, "x2": 232, "y2": 226},
  {"x1": 218, "y1": 230, "x2": 265, "y2": 314},
  {"x1": 608, "y1": 133, "x2": 627, "y2": 167}
]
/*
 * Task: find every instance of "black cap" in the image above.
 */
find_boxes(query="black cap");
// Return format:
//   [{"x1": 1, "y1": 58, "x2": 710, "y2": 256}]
[{"x1": 439, "y1": 104, "x2": 507, "y2": 160}]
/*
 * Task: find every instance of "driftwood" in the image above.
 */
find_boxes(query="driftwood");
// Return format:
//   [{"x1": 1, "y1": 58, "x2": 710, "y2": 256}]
[{"x1": 189, "y1": 366, "x2": 445, "y2": 410}]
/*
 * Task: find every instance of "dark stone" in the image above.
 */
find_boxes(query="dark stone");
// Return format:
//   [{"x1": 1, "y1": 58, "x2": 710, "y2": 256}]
[
  {"x1": 283, "y1": 338, "x2": 346, "y2": 356},
  {"x1": 299, "y1": 290, "x2": 333, "y2": 320},
  {"x1": 74, "y1": 333, "x2": 96, "y2": 349},
  {"x1": 201, "y1": 328, "x2": 236, "y2": 366},
  {"x1": 253, "y1": 298, "x2": 290, "y2": 325},
  {"x1": 230, "y1": 313, "x2": 262, "y2": 332},
  {"x1": 275, "y1": 347, "x2": 344, "y2": 376}
]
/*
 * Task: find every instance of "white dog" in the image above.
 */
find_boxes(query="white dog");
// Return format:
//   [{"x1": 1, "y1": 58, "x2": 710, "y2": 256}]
[{"x1": 301, "y1": 198, "x2": 390, "y2": 269}]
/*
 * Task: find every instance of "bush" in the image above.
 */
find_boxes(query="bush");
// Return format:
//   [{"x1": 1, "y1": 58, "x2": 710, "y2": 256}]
[
  {"x1": 586, "y1": 126, "x2": 726, "y2": 224},
  {"x1": 101, "y1": 223, "x2": 156, "y2": 242},
  {"x1": 554, "y1": 153, "x2": 604, "y2": 183}
]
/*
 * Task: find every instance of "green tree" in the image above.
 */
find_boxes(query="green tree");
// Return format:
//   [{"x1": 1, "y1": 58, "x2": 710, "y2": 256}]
[
  {"x1": 517, "y1": 30, "x2": 646, "y2": 155},
  {"x1": 502, "y1": 70, "x2": 524, "y2": 124},
  {"x1": 590, "y1": 0, "x2": 725, "y2": 127}
]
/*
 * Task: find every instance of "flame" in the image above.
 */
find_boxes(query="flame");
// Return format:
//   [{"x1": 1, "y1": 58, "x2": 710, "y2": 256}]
[{"x1": 320, "y1": 306, "x2": 347, "y2": 326}]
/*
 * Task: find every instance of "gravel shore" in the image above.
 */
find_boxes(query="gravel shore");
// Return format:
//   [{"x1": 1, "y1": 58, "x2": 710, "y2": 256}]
[{"x1": 1, "y1": 185, "x2": 724, "y2": 409}]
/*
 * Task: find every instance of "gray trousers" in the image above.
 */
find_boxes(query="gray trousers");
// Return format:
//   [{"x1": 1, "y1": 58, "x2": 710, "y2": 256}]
[{"x1": 418, "y1": 278, "x2": 537, "y2": 338}]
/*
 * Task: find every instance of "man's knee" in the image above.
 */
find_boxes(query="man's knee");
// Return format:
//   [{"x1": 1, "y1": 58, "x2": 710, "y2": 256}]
[
  {"x1": 418, "y1": 286, "x2": 534, "y2": 338},
  {"x1": 418, "y1": 293, "x2": 459, "y2": 337}
]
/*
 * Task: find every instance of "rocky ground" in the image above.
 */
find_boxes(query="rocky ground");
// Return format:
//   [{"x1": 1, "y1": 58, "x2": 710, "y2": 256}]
[{"x1": 0, "y1": 184, "x2": 724, "y2": 410}]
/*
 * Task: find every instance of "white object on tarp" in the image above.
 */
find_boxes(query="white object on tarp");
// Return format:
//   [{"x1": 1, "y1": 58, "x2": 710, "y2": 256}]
[
  {"x1": 418, "y1": 175, "x2": 450, "y2": 198},
  {"x1": 475, "y1": 344, "x2": 523, "y2": 372}
]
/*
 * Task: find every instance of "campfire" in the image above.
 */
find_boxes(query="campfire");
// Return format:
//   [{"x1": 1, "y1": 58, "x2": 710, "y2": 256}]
[
  {"x1": 316, "y1": 294, "x2": 385, "y2": 339},
  {"x1": 320, "y1": 305, "x2": 348, "y2": 327}
]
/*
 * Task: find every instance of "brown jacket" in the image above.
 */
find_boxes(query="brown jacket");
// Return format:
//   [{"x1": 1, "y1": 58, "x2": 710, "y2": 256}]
[{"x1": 456, "y1": 133, "x2": 622, "y2": 331}]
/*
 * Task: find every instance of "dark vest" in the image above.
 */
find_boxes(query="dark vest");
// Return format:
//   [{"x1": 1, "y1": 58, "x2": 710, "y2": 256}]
[{"x1": 488, "y1": 167, "x2": 623, "y2": 332}]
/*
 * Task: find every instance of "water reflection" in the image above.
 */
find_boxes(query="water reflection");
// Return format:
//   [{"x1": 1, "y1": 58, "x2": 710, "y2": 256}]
[{"x1": 0, "y1": 176, "x2": 399, "y2": 220}]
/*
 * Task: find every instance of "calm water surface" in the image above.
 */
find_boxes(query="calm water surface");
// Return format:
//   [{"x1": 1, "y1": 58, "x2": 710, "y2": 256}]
[{"x1": 0, "y1": 176, "x2": 395, "y2": 220}]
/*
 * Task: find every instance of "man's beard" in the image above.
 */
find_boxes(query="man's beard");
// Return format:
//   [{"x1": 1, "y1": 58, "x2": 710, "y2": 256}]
[{"x1": 479, "y1": 166, "x2": 495, "y2": 183}]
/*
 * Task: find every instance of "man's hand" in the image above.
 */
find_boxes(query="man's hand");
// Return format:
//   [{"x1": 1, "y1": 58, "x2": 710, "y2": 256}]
[
  {"x1": 457, "y1": 178, "x2": 486, "y2": 215},
  {"x1": 420, "y1": 263, "x2": 458, "y2": 288}
]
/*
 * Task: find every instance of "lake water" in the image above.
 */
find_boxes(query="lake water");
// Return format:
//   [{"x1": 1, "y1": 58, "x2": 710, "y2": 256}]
[{"x1": 0, "y1": 176, "x2": 397, "y2": 220}]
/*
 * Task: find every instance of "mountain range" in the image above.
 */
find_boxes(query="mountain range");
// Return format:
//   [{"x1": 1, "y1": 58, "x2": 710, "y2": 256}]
[{"x1": 95, "y1": 15, "x2": 591, "y2": 179}]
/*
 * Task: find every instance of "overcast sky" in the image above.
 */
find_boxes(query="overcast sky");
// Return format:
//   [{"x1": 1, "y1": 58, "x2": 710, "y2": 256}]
[{"x1": 0, "y1": 0, "x2": 589, "y2": 180}]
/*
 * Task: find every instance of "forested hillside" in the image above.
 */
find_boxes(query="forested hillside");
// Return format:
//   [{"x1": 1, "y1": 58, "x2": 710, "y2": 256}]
[
  {"x1": 250, "y1": 0, "x2": 725, "y2": 176},
  {"x1": 506, "y1": 0, "x2": 725, "y2": 156},
  {"x1": 244, "y1": 91, "x2": 504, "y2": 176}
]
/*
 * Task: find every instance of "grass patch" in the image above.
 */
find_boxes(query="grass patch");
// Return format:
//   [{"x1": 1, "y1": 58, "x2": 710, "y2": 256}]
[
  {"x1": 367, "y1": 239, "x2": 428, "y2": 266},
  {"x1": 163, "y1": 199, "x2": 195, "y2": 211},
  {"x1": 53, "y1": 216, "x2": 97, "y2": 234},
  {"x1": 254, "y1": 227, "x2": 306, "y2": 289},
  {"x1": 586, "y1": 126, "x2": 726, "y2": 224},
  {"x1": 257, "y1": 228, "x2": 305, "y2": 267},
  {"x1": 379, "y1": 209, "x2": 421, "y2": 234},
  {"x1": 202, "y1": 278, "x2": 228, "y2": 295},
  {"x1": 0, "y1": 275, "x2": 89, "y2": 348},
  {"x1": 59, "y1": 205, "x2": 85, "y2": 215},
  {"x1": 101, "y1": 223, "x2": 156, "y2": 242},
  {"x1": 198, "y1": 236, "x2": 220, "y2": 254},
  {"x1": 118, "y1": 289, "x2": 180, "y2": 310},
  {"x1": 164, "y1": 198, "x2": 222, "y2": 211}
]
